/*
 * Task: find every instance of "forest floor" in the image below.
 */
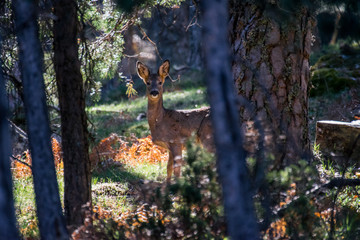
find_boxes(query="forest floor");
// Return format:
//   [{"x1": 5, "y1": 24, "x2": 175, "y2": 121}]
[{"x1": 13, "y1": 44, "x2": 360, "y2": 239}]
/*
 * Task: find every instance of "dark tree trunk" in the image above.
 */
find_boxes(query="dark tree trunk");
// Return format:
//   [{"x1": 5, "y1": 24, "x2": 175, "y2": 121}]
[
  {"x1": 229, "y1": 2, "x2": 313, "y2": 166},
  {"x1": 0, "y1": 37, "x2": 19, "y2": 240},
  {"x1": 11, "y1": 0, "x2": 68, "y2": 239},
  {"x1": 188, "y1": 0, "x2": 203, "y2": 69},
  {"x1": 53, "y1": 0, "x2": 91, "y2": 228},
  {"x1": 200, "y1": 0, "x2": 259, "y2": 239}
]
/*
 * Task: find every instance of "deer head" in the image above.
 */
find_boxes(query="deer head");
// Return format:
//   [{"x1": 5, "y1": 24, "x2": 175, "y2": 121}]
[{"x1": 136, "y1": 60, "x2": 170, "y2": 101}]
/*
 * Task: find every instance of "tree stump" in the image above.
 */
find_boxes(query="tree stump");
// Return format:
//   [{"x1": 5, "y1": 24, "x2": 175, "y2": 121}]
[{"x1": 316, "y1": 120, "x2": 360, "y2": 166}]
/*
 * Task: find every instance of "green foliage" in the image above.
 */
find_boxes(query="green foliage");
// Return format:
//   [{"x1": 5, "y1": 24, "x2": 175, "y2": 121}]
[
  {"x1": 266, "y1": 160, "x2": 318, "y2": 198},
  {"x1": 113, "y1": 0, "x2": 153, "y2": 12},
  {"x1": 310, "y1": 68, "x2": 355, "y2": 96},
  {"x1": 92, "y1": 163, "x2": 167, "y2": 183},
  {"x1": 13, "y1": 173, "x2": 66, "y2": 239},
  {"x1": 92, "y1": 181, "x2": 132, "y2": 215},
  {"x1": 314, "y1": 53, "x2": 345, "y2": 68},
  {"x1": 315, "y1": 159, "x2": 360, "y2": 239},
  {"x1": 335, "y1": 207, "x2": 360, "y2": 239},
  {"x1": 13, "y1": 177, "x2": 39, "y2": 238},
  {"x1": 283, "y1": 195, "x2": 320, "y2": 239},
  {"x1": 310, "y1": 45, "x2": 360, "y2": 96},
  {"x1": 262, "y1": 158, "x2": 360, "y2": 239},
  {"x1": 79, "y1": 0, "x2": 126, "y2": 100},
  {"x1": 113, "y1": 0, "x2": 183, "y2": 12},
  {"x1": 259, "y1": 160, "x2": 326, "y2": 239}
]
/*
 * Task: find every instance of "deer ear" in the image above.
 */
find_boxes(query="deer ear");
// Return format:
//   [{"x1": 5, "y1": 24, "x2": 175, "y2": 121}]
[
  {"x1": 136, "y1": 61, "x2": 150, "y2": 81},
  {"x1": 158, "y1": 60, "x2": 170, "y2": 79}
]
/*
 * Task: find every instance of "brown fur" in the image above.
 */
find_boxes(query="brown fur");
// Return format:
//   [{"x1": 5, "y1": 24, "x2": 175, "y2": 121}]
[{"x1": 136, "y1": 60, "x2": 214, "y2": 181}]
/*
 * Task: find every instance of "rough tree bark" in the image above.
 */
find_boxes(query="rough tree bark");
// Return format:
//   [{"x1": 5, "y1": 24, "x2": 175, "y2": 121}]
[
  {"x1": 0, "y1": 37, "x2": 19, "y2": 240},
  {"x1": 12, "y1": 0, "x2": 68, "y2": 239},
  {"x1": 200, "y1": 0, "x2": 259, "y2": 239},
  {"x1": 53, "y1": 0, "x2": 91, "y2": 227},
  {"x1": 229, "y1": 1, "x2": 313, "y2": 166}
]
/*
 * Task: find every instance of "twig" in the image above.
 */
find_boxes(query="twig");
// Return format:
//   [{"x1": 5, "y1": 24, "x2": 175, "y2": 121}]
[
  {"x1": 11, "y1": 155, "x2": 32, "y2": 169},
  {"x1": 167, "y1": 73, "x2": 180, "y2": 83},
  {"x1": 8, "y1": 120, "x2": 28, "y2": 140},
  {"x1": 274, "y1": 177, "x2": 360, "y2": 221},
  {"x1": 124, "y1": 53, "x2": 140, "y2": 58},
  {"x1": 137, "y1": 24, "x2": 163, "y2": 60},
  {"x1": 185, "y1": 1, "x2": 201, "y2": 32},
  {"x1": 93, "y1": 13, "x2": 138, "y2": 47},
  {"x1": 94, "y1": 14, "x2": 125, "y2": 45}
]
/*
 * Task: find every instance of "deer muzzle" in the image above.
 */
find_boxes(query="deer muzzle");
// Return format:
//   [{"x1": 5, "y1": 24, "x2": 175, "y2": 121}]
[{"x1": 150, "y1": 90, "x2": 159, "y2": 98}]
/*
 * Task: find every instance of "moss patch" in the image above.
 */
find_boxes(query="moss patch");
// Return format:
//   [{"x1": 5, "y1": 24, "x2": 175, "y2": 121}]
[
  {"x1": 310, "y1": 46, "x2": 360, "y2": 97},
  {"x1": 310, "y1": 68, "x2": 356, "y2": 96},
  {"x1": 313, "y1": 53, "x2": 345, "y2": 69}
]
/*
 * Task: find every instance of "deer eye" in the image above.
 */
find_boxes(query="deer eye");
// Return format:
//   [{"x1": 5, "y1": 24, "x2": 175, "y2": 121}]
[
  {"x1": 158, "y1": 81, "x2": 162, "y2": 85},
  {"x1": 146, "y1": 81, "x2": 150, "y2": 85}
]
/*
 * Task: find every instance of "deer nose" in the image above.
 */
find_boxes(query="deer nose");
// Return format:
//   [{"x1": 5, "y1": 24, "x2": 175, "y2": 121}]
[{"x1": 150, "y1": 90, "x2": 159, "y2": 97}]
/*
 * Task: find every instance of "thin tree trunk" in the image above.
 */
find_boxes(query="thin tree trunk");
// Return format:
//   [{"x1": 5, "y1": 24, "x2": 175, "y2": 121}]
[
  {"x1": 188, "y1": 0, "x2": 202, "y2": 69},
  {"x1": 229, "y1": 2, "x2": 313, "y2": 166},
  {"x1": 12, "y1": 0, "x2": 68, "y2": 239},
  {"x1": 53, "y1": 0, "x2": 91, "y2": 228},
  {"x1": 0, "y1": 36, "x2": 19, "y2": 240},
  {"x1": 329, "y1": 11, "x2": 341, "y2": 45},
  {"x1": 200, "y1": 0, "x2": 259, "y2": 239}
]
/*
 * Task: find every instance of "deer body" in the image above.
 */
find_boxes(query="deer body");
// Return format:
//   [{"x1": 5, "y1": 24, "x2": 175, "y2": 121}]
[{"x1": 137, "y1": 60, "x2": 214, "y2": 181}]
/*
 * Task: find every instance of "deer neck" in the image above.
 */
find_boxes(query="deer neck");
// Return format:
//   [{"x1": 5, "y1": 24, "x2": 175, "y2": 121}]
[{"x1": 147, "y1": 96, "x2": 165, "y2": 131}]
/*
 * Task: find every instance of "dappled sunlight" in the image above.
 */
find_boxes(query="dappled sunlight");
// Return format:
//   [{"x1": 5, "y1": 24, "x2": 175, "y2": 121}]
[
  {"x1": 5, "y1": 0, "x2": 360, "y2": 238},
  {"x1": 11, "y1": 138, "x2": 63, "y2": 179},
  {"x1": 90, "y1": 134, "x2": 168, "y2": 168}
]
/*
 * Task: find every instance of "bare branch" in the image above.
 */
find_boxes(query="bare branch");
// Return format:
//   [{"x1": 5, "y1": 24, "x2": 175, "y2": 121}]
[
  {"x1": 124, "y1": 53, "x2": 140, "y2": 58},
  {"x1": 167, "y1": 73, "x2": 181, "y2": 83},
  {"x1": 323, "y1": 178, "x2": 360, "y2": 189},
  {"x1": 186, "y1": 0, "x2": 201, "y2": 32},
  {"x1": 11, "y1": 155, "x2": 32, "y2": 169},
  {"x1": 137, "y1": 24, "x2": 163, "y2": 60}
]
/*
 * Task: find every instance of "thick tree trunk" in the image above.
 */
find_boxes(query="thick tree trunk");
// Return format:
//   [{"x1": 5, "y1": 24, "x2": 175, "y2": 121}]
[
  {"x1": 12, "y1": 0, "x2": 68, "y2": 239},
  {"x1": 200, "y1": 1, "x2": 259, "y2": 239},
  {"x1": 0, "y1": 37, "x2": 19, "y2": 240},
  {"x1": 229, "y1": 2, "x2": 313, "y2": 166},
  {"x1": 53, "y1": 0, "x2": 91, "y2": 228}
]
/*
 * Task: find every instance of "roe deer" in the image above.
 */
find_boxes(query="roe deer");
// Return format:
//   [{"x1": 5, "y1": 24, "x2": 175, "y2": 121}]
[{"x1": 136, "y1": 60, "x2": 214, "y2": 181}]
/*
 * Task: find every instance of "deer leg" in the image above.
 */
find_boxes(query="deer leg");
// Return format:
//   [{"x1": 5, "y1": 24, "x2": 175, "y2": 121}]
[
  {"x1": 166, "y1": 144, "x2": 182, "y2": 181},
  {"x1": 166, "y1": 150, "x2": 174, "y2": 182},
  {"x1": 171, "y1": 144, "x2": 183, "y2": 178}
]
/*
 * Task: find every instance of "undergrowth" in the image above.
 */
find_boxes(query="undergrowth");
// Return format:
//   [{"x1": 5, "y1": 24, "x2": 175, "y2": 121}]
[
  {"x1": 73, "y1": 138, "x2": 226, "y2": 240},
  {"x1": 12, "y1": 132, "x2": 360, "y2": 239}
]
